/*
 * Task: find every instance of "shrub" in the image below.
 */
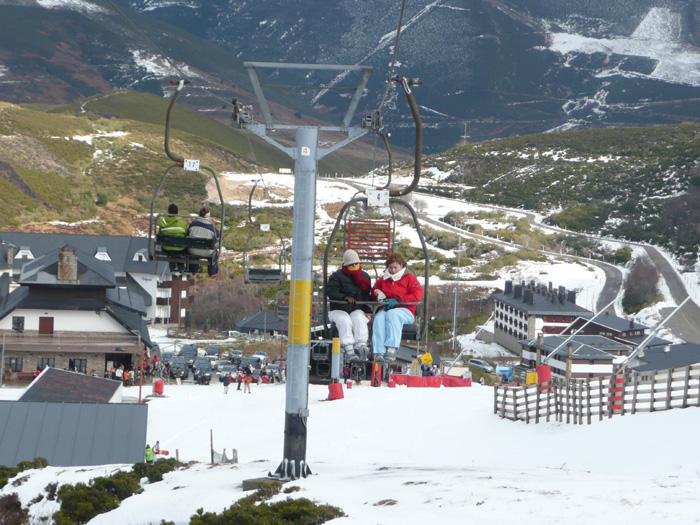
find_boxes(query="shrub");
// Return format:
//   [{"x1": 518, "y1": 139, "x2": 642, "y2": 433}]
[
  {"x1": 0, "y1": 493, "x2": 29, "y2": 525},
  {"x1": 132, "y1": 458, "x2": 181, "y2": 483},
  {"x1": 188, "y1": 483, "x2": 345, "y2": 524},
  {"x1": 54, "y1": 482, "x2": 120, "y2": 525}
]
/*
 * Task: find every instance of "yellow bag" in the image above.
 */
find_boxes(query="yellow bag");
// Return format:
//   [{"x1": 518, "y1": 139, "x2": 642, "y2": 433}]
[{"x1": 419, "y1": 354, "x2": 433, "y2": 365}]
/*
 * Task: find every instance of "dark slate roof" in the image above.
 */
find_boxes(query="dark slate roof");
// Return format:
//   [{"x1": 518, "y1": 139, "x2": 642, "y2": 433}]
[
  {"x1": 493, "y1": 289, "x2": 593, "y2": 317},
  {"x1": 19, "y1": 368, "x2": 121, "y2": 403},
  {"x1": 617, "y1": 334, "x2": 672, "y2": 348},
  {"x1": 587, "y1": 312, "x2": 647, "y2": 332},
  {"x1": 527, "y1": 335, "x2": 623, "y2": 360},
  {"x1": 235, "y1": 311, "x2": 288, "y2": 334},
  {"x1": 0, "y1": 400, "x2": 147, "y2": 467},
  {"x1": 19, "y1": 245, "x2": 116, "y2": 288},
  {"x1": 0, "y1": 232, "x2": 168, "y2": 274},
  {"x1": 632, "y1": 343, "x2": 700, "y2": 371},
  {"x1": 105, "y1": 300, "x2": 154, "y2": 348}
]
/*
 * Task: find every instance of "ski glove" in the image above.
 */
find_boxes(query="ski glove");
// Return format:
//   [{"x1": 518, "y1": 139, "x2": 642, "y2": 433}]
[{"x1": 383, "y1": 298, "x2": 398, "y2": 310}]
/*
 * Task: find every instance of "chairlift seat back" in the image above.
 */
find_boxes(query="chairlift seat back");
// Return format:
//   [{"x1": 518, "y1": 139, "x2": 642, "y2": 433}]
[{"x1": 347, "y1": 219, "x2": 392, "y2": 261}]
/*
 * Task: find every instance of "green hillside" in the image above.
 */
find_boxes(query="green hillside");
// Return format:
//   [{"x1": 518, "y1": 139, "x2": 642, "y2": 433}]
[
  {"x1": 420, "y1": 123, "x2": 700, "y2": 260},
  {"x1": 0, "y1": 99, "x2": 257, "y2": 230}
]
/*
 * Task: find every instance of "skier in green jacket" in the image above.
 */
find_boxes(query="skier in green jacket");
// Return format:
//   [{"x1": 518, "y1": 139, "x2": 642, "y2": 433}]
[{"x1": 157, "y1": 203, "x2": 188, "y2": 272}]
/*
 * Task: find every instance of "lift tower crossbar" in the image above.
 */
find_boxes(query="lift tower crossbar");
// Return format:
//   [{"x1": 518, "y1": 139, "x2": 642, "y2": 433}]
[{"x1": 242, "y1": 61, "x2": 373, "y2": 480}]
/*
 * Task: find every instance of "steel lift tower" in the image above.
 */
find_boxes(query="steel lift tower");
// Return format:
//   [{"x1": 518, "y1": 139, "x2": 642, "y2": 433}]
[{"x1": 239, "y1": 62, "x2": 373, "y2": 479}]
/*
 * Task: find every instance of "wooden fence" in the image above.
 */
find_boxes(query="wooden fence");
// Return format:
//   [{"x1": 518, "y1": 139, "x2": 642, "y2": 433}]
[{"x1": 494, "y1": 364, "x2": 700, "y2": 424}]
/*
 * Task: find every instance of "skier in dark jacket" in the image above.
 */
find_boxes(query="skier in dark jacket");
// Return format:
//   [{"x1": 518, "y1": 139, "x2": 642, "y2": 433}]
[
  {"x1": 187, "y1": 206, "x2": 219, "y2": 277},
  {"x1": 326, "y1": 249, "x2": 373, "y2": 362}
]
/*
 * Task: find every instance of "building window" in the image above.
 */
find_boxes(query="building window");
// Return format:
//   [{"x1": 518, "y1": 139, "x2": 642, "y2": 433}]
[
  {"x1": 5, "y1": 357, "x2": 22, "y2": 372},
  {"x1": 180, "y1": 290, "x2": 187, "y2": 299},
  {"x1": 69, "y1": 358, "x2": 88, "y2": 373},
  {"x1": 94, "y1": 248, "x2": 111, "y2": 261},
  {"x1": 17, "y1": 246, "x2": 34, "y2": 259},
  {"x1": 133, "y1": 249, "x2": 148, "y2": 262},
  {"x1": 12, "y1": 316, "x2": 24, "y2": 331},
  {"x1": 157, "y1": 289, "x2": 172, "y2": 299},
  {"x1": 37, "y1": 358, "x2": 55, "y2": 370}
]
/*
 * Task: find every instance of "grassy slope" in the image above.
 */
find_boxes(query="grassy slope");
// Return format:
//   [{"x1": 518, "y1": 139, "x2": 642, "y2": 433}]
[{"x1": 422, "y1": 123, "x2": 700, "y2": 254}]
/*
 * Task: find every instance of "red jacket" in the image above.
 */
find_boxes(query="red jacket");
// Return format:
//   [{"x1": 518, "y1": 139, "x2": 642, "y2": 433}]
[{"x1": 372, "y1": 270, "x2": 423, "y2": 315}]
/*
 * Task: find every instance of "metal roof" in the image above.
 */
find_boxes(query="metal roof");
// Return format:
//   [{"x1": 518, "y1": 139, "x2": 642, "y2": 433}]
[
  {"x1": 0, "y1": 400, "x2": 147, "y2": 467},
  {"x1": 632, "y1": 343, "x2": 700, "y2": 371},
  {"x1": 235, "y1": 311, "x2": 288, "y2": 335}
]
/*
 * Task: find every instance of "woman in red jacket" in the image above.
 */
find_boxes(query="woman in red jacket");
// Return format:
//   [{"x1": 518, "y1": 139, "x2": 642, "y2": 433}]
[{"x1": 371, "y1": 253, "x2": 423, "y2": 361}]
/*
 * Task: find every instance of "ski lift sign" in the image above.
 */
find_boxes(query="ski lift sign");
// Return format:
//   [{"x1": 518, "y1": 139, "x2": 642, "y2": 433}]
[
  {"x1": 367, "y1": 189, "x2": 389, "y2": 208},
  {"x1": 260, "y1": 224, "x2": 270, "y2": 232},
  {"x1": 183, "y1": 159, "x2": 200, "y2": 171}
]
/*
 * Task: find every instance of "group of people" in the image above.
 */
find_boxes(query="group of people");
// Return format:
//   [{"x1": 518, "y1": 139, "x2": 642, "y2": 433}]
[
  {"x1": 157, "y1": 203, "x2": 219, "y2": 277},
  {"x1": 327, "y1": 249, "x2": 423, "y2": 363}
]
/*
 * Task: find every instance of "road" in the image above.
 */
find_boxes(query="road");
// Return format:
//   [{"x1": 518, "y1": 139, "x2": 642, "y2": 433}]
[{"x1": 336, "y1": 179, "x2": 698, "y2": 343}]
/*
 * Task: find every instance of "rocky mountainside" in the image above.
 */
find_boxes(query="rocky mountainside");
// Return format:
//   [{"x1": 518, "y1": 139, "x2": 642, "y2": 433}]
[{"x1": 116, "y1": 0, "x2": 700, "y2": 152}]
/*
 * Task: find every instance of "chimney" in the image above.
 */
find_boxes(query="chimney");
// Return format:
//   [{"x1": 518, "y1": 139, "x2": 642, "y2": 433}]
[
  {"x1": 514, "y1": 285, "x2": 522, "y2": 299},
  {"x1": 537, "y1": 333, "x2": 544, "y2": 347},
  {"x1": 524, "y1": 290, "x2": 531, "y2": 303},
  {"x1": 664, "y1": 345, "x2": 671, "y2": 353},
  {"x1": 58, "y1": 246, "x2": 78, "y2": 282},
  {"x1": 559, "y1": 293, "x2": 564, "y2": 304},
  {"x1": 548, "y1": 281, "x2": 553, "y2": 292},
  {"x1": 6, "y1": 243, "x2": 16, "y2": 267},
  {"x1": 505, "y1": 280, "x2": 513, "y2": 294},
  {"x1": 0, "y1": 272, "x2": 8, "y2": 299},
  {"x1": 567, "y1": 290, "x2": 576, "y2": 304},
  {"x1": 629, "y1": 319, "x2": 634, "y2": 328}
]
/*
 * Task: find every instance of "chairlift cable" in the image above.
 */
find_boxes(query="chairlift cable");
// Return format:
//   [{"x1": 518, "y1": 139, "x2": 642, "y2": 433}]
[
  {"x1": 101, "y1": 0, "x2": 191, "y2": 82},
  {"x1": 377, "y1": 0, "x2": 407, "y2": 113}
]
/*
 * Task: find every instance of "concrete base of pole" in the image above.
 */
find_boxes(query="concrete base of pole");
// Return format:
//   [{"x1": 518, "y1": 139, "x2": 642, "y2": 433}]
[{"x1": 270, "y1": 412, "x2": 312, "y2": 480}]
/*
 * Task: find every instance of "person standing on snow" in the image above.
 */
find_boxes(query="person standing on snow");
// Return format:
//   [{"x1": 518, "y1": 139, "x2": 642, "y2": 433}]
[
  {"x1": 145, "y1": 444, "x2": 154, "y2": 464},
  {"x1": 223, "y1": 372, "x2": 231, "y2": 394},
  {"x1": 243, "y1": 374, "x2": 253, "y2": 394}
]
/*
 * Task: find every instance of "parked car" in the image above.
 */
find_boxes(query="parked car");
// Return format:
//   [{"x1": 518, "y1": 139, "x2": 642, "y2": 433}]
[
  {"x1": 205, "y1": 355, "x2": 219, "y2": 370},
  {"x1": 205, "y1": 345, "x2": 221, "y2": 357},
  {"x1": 179, "y1": 345, "x2": 198, "y2": 367},
  {"x1": 265, "y1": 364, "x2": 283, "y2": 381},
  {"x1": 252, "y1": 351, "x2": 269, "y2": 366},
  {"x1": 161, "y1": 352, "x2": 174, "y2": 365},
  {"x1": 272, "y1": 357, "x2": 287, "y2": 366},
  {"x1": 193, "y1": 363, "x2": 212, "y2": 385},
  {"x1": 218, "y1": 364, "x2": 238, "y2": 382},
  {"x1": 228, "y1": 350, "x2": 243, "y2": 365},
  {"x1": 193, "y1": 357, "x2": 210, "y2": 370},
  {"x1": 169, "y1": 357, "x2": 188, "y2": 380},
  {"x1": 468, "y1": 358, "x2": 494, "y2": 374}
]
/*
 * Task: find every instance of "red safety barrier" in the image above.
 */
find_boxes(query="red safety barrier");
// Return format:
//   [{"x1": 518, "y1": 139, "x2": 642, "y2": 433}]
[
  {"x1": 392, "y1": 375, "x2": 408, "y2": 386},
  {"x1": 537, "y1": 365, "x2": 552, "y2": 391},
  {"x1": 441, "y1": 374, "x2": 472, "y2": 387},
  {"x1": 327, "y1": 382, "x2": 344, "y2": 400},
  {"x1": 154, "y1": 379, "x2": 164, "y2": 395},
  {"x1": 346, "y1": 380, "x2": 352, "y2": 389},
  {"x1": 390, "y1": 374, "x2": 471, "y2": 388},
  {"x1": 388, "y1": 379, "x2": 396, "y2": 388}
]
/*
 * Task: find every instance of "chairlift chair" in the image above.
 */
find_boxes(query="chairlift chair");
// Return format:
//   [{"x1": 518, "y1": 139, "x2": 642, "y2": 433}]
[{"x1": 147, "y1": 80, "x2": 225, "y2": 267}]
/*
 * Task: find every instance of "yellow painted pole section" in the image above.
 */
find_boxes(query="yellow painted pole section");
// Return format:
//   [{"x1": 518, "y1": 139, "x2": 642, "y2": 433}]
[
  {"x1": 289, "y1": 279, "x2": 312, "y2": 344},
  {"x1": 332, "y1": 336, "x2": 341, "y2": 354}
]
